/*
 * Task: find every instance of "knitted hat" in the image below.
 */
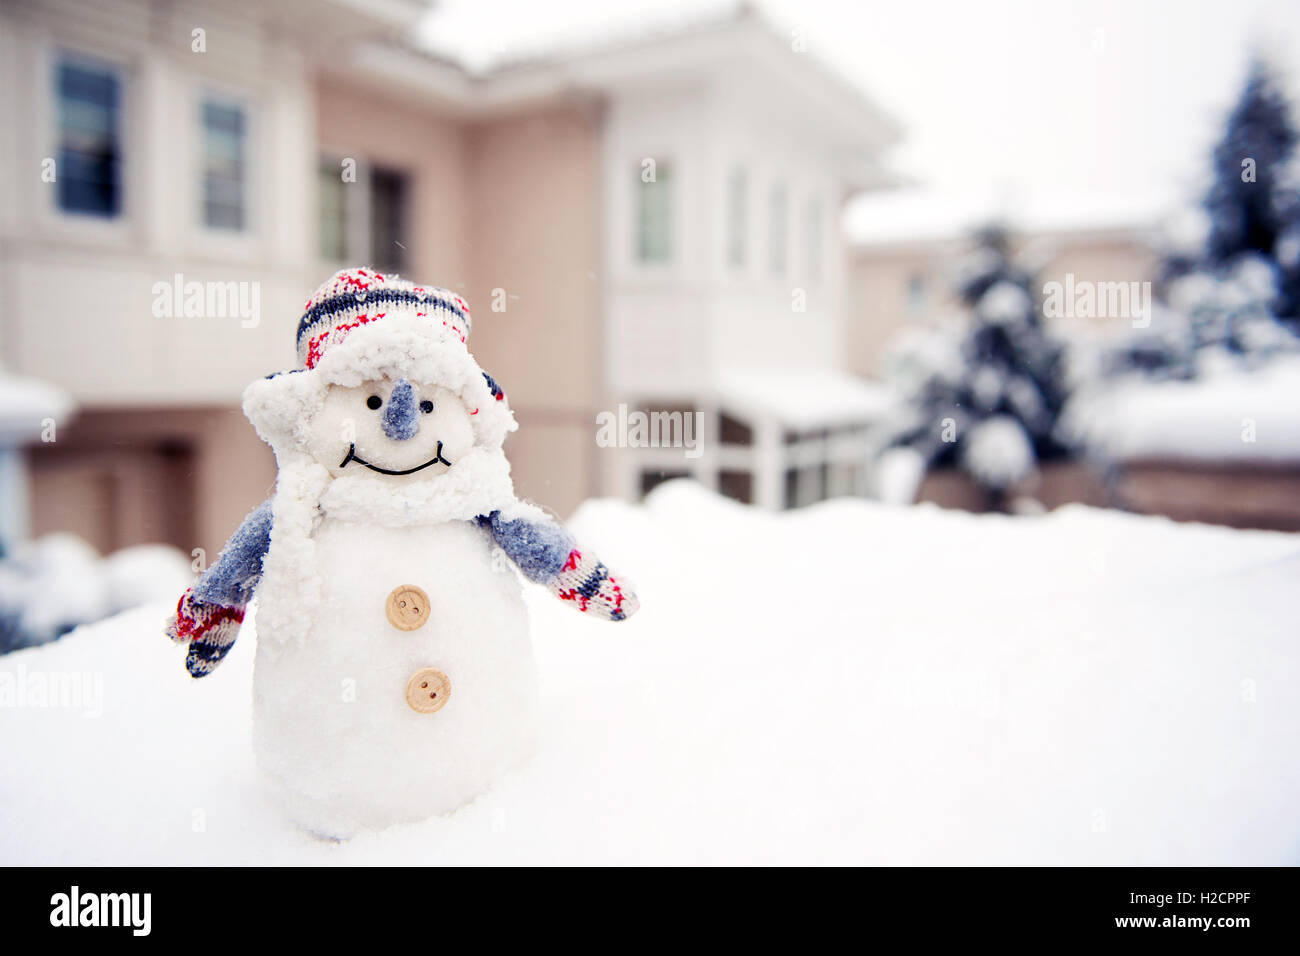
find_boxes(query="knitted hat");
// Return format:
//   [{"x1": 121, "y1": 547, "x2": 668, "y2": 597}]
[
  {"x1": 243, "y1": 268, "x2": 516, "y2": 451},
  {"x1": 297, "y1": 267, "x2": 471, "y2": 369}
]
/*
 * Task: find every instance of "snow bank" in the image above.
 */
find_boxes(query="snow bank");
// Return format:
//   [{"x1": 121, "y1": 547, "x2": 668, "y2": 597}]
[
  {"x1": 0, "y1": 537, "x2": 193, "y2": 652},
  {"x1": 2, "y1": 481, "x2": 1297, "y2": 864},
  {"x1": 1063, "y1": 355, "x2": 1300, "y2": 463}
]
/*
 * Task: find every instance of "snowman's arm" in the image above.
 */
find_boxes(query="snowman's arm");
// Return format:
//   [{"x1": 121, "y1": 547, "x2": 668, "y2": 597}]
[
  {"x1": 192, "y1": 499, "x2": 273, "y2": 606},
  {"x1": 477, "y1": 511, "x2": 639, "y2": 622},
  {"x1": 165, "y1": 499, "x2": 273, "y2": 677}
]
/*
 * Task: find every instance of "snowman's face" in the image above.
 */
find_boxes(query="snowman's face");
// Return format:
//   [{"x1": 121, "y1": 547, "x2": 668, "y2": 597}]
[{"x1": 307, "y1": 378, "x2": 475, "y2": 481}]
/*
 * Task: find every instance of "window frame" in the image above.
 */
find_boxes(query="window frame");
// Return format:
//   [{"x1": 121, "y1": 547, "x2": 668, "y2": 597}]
[
  {"x1": 53, "y1": 51, "x2": 125, "y2": 220},
  {"x1": 633, "y1": 158, "x2": 674, "y2": 267},
  {"x1": 196, "y1": 90, "x2": 252, "y2": 235},
  {"x1": 906, "y1": 273, "x2": 928, "y2": 317},
  {"x1": 316, "y1": 152, "x2": 412, "y2": 272},
  {"x1": 367, "y1": 163, "x2": 411, "y2": 275},
  {"x1": 804, "y1": 194, "x2": 823, "y2": 282},
  {"x1": 45, "y1": 46, "x2": 134, "y2": 239},
  {"x1": 317, "y1": 153, "x2": 355, "y2": 266},
  {"x1": 726, "y1": 164, "x2": 748, "y2": 271},
  {"x1": 768, "y1": 179, "x2": 788, "y2": 277}
]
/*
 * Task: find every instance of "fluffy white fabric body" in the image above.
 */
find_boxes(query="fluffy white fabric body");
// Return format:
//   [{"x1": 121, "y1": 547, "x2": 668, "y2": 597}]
[
  {"x1": 240, "y1": 301, "x2": 538, "y2": 836},
  {"x1": 252, "y1": 516, "x2": 537, "y2": 837}
]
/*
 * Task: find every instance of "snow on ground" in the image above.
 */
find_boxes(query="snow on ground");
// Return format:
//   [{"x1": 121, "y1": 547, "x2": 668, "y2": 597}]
[
  {"x1": 1063, "y1": 355, "x2": 1300, "y2": 463},
  {"x1": 1, "y1": 481, "x2": 1297, "y2": 865}
]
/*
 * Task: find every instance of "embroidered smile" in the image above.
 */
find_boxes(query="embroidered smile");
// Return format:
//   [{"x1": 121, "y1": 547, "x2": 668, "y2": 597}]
[{"x1": 339, "y1": 442, "x2": 453, "y2": 475}]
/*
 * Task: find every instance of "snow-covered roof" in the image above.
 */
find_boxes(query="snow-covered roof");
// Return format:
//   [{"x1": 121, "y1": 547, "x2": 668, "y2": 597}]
[
  {"x1": 1062, "y1": 356, "x2": 1300, "y2": 464},
  {"x1": 715, "y1": 369, "x2": 896, "y2": 430},
  {"x1": 350, "y1": 2, "x2": 902, "y2": 152},
  {"x1": 844, "y1": 186, "x2": 1169, "y2": 249},
  {"x1": 425, "y1": 0, "x2": 746, "y2": 76},
  {"x1": 0, "y1": 370, "x2": 75, "y2": 443}
]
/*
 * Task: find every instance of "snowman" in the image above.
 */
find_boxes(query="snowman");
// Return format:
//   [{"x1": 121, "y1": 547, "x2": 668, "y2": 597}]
[{"x1": 165, "y1": 268, "x2": 638, "y2": 838}]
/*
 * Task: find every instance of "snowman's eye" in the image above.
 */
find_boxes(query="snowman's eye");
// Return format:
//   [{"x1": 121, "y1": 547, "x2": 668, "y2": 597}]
[
  {"x1": 366, "y1": 395, "x2": 382, "y2": 410},
  {"x1": 419, "y1": 400, "x2": 434, "y2": 414}
]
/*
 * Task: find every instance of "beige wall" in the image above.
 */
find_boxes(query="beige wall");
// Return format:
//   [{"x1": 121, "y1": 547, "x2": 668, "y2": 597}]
[
  {"x1": 28, "y1": 407, "x2": 275, "y2": 559},
  {"x1": 845, "y1": 230, "x2": 1159, "y2": 378},
  {"x1": 314, "y1": 76, "x2": 473, "y2": 289},
  {"x1": 845, "y1": 243, "x2": 961, "y2": 378},
  {"x1": 463, "y1": 103, "x2": 605, "y2": 517}
]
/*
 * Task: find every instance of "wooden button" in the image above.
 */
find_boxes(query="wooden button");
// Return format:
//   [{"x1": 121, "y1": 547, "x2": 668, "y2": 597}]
[
  {"x1": 405, "y1": 667, "x2": 451, "y2": 714},
  {"x1": 386, "y1": 584, "x2": 430, "y2": 630}
]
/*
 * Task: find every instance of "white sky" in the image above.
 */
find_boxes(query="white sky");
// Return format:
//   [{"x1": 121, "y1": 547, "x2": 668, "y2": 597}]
[{"x1": 417, "y1": 0, "x2": 1300, "y2": 236}]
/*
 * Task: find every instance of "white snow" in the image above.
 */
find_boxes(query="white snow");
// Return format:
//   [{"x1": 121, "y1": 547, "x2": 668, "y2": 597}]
[
  {"x1": 976, "y1": 281, "x2": 1033, "y2": 326},
  {"x1": 1277, "y1": 226, "x2": 1300, "y2": 270},
  {"x1": 101, "y1": 545, "x2": 196, "y2": 616},
  {"x1": 2, "y1": 480, "x2": 1298, "y2": 865},
  {"x1": 715, "y1": 369, "x2": 897, "y2": 431},
  {"x1": 0, "y1": 536, "x2": 192, "y2": 649},
  {"x1": 1063, "y1": 355, "x2": 1300, "y2": 463},
  {"x1": 960, "y1": 415, "x2": 1034, "y2": 490},
  {"x1": 872, "y1": 446, "x2": 926, "y2": 505},
  {"x1": 0, "y1": 370, "x2": 75, "y2": 443}
]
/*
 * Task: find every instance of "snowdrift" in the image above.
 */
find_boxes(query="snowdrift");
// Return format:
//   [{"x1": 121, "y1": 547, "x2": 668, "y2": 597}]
[{"x1": 2, "y1": 481, "x2": 1297, "y2": 864}]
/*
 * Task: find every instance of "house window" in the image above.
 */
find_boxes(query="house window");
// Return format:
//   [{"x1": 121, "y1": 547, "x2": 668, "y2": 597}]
[
  {"x1": 316, "y1": 157, "x2": 409, "y2": 271},
  {"x1": 636, "y1": 161, "x2": 672, "y2": 263},
  {"x1": 718, "y1": 411, "x2": 753, "y2": 446},
  {"x1": 804, "y1": 197, "x2": 823, "y2": 280},
  {"x1": 907, "y1": 274, "x2": 927, "y2": 316},
  {"x1": 785, "y1": 465, "x2": 824, "y2": 509},
  {"x1": 200, "y1": 98, "x2": 247, "y2": 230},
  {"x1": 784, "y1": 467, "x2": 799, "y2": 509},
  {"x1": 317, "y1": 157, "x2": 348, "y2": 262},
  {"x1": 726, "y1": 165, "x2": 747, "y2": 268},
  {"x1": 369, "y1": 166, "x2": 409, "y2": 273},
  {"x1": 718, "y1": 470, "x2": 754, "y2": 504},
  {"x1": 768, "y1": 181, "x2": 788, "y2": 275},
  {"x1": 55, "y1": 56, "x2": 123, "y2": 217}
]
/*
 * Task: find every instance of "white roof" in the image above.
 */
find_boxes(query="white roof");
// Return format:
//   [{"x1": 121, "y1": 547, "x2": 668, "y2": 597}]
[
  {"x1": 844, "y1": 186, "x2": 1169, "y2": 249},
  {"x1": 354, "y1": 3, "x2": 902, "y2": 153},
  {"x1": 1062, "y1": 355, "x2": 1300, "y2": 465},
  {"x1": 715, "y1": 369, "x2": 896, "y2": 430}
]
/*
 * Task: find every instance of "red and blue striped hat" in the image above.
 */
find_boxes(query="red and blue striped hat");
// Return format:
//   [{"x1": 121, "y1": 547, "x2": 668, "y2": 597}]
[{"x1": 296, "y1": 267, "x2": 472, "y2": 370}]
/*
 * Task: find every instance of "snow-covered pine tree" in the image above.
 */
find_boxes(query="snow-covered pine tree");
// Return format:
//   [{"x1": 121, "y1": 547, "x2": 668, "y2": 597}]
[
  {"x1": 1142, "y1": 57, "x2": 1300, "y2": 373},
  {"x1": 1204, "y1": 60, "x2": 1296, "y2": 286},
  {"x1": 884, "y1": 225, "x2": 1072, "y2": 506}
]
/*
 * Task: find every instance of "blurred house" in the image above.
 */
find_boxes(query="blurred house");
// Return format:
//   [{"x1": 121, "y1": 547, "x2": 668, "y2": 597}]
[
  {"x1": 844, "y1": 193, "x2": 1300, "y2": 531},
  {"x1": 843, "y1": 191, "x2": 1161, "y2": 378},
  {"x1": 0, "y1": 0, "x2": 900, "y2": 557}
]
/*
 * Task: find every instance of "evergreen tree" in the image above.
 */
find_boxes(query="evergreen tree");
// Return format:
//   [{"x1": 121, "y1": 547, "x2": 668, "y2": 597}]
[
  {"x1": 1204, "y1": 60, "x2": 1296, "y2": 279},
  {"x1": 1137, "y1": 57, "x2": 1300, "y2": 377},
  {"x1": 885, "y1": 226, "x2": 1072, "y2": 505}
]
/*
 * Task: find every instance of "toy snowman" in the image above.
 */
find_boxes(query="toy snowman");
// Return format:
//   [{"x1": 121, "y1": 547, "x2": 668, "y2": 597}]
[{"x1": 165, "y1": 268, "x2": 638, "y2": 837}]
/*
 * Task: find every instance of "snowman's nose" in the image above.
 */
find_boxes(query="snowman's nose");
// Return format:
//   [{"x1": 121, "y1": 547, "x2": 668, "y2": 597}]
[{"x1": 382, "y1": 379, "x2": 419, "y2": 440}]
